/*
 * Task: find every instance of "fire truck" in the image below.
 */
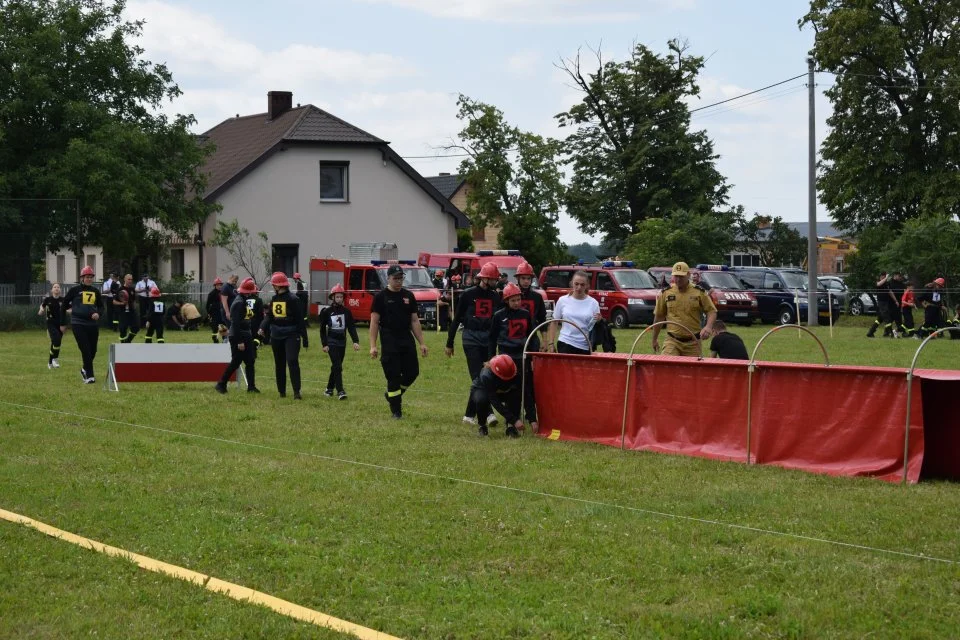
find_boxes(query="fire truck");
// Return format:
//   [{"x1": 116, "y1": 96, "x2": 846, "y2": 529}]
[
  {"x1": 416, "y1": 249, "x2": 549, "y2": 303},
  {"x1": 308, "y1": 257, "x2": 441, "y2": 326}
]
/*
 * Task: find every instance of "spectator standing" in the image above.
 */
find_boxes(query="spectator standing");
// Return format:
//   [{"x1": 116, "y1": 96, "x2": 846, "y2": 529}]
[
  {"x1": 651, "y1": 262, "x2": 717, "y2": 357},
  {"x1": 206, "y1": 277, "x2": 224, "y2": 343},
  {"x1": 446, "y1": 262, "x2": 502, "y2": 426},
  {"x1": 215, "y1": 277, "x2": 260, "y2": 394},
  {"x1": 370, "y1": 264, "x2": 429, "y2": 419},
  {"x1": 320, "y1": 283, "x2": 360, "y2": 400},
  {"x1": 134, "y1": 273, "x2": 157, "y2": 325},
  {"x1": 38, "y1": 282, "x2": 65, "y2": 369},
  {"x1": 62, "y1": 266, "x2": 103, "y2": 383},
  {"x1": 260, "y1": 272, "x2": 307, "y2": 399},
  {"x1": 708, "y1": 320, "x2": 748, "y2": 360},
  {"x1": 547, "y1": 270, "x2": 600, "y2": 355}
]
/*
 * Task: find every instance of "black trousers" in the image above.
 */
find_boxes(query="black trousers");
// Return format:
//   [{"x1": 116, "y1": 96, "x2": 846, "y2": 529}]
[
  {"x1": 104, "y1": 296, "x2": 117, "y2": 330},
  {"x1": 557, "y1": 340, "x2": 591, "y2": 355},
  {"x1": 462, "y1": 344, "x2": 488, "y2": 418},
  {"x1": 220, "y1": 337, "x2": 256, "y2": 389},
  {"x1": 271, "y1": 336, "x2": 301, "y2": 395},
  {"x1": 47, "y1": 323, "x2": 63, "y2": 363},
  {"x1": 513, "y1": 354, "x2": 537, "y2": 422},
  {"x1": 144, "y1": 322, "x2": 164, "y2": 343},
  {"x1": 901, "y1": 308, "x2": 914, "y2": 333},
  {"x1": 72, "y1": 324, "x2": 99, "y2": 378},
  {"x1": 118, "y1": 311, "x2": 139, "y2": 343},
  {"x1": 326, "y1": 345, "x2": 346, "y2": 392},
  {"x1": 381, "y1": 346, "x2": 419, "y2": 413},
  {"x1": 473, "y1": 386, "x2": 521, "y2": 427},
  {"x1": 138, "y1": 296, "x2": 150, "y2": 324}
]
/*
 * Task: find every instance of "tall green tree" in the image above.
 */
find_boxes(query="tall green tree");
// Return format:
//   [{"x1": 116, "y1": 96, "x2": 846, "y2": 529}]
[
  {"x1": 622, "y1": 208, "x2": 739, "y2": 268},
  {"x1": 449, "y1": 95, "x2": 567, "y2": 270},
  {"x1": 801, "y1": 1, "x2": 960, "y2": 232},
  {"x1": 844, "y1": 223, "x2": 897, "y2": 292},
  {"x1": 737, "y1": 214, "x2": 808, "y2": 267},
  {"x1": 880, "y1": 216, "x2": 960, "y2": 291},
  {"x1": 0, "y1": 0, "x2": 215, "y2": 286},
  {"x1": 556, "y1": 41, "x2": 730, "y2": 245}
]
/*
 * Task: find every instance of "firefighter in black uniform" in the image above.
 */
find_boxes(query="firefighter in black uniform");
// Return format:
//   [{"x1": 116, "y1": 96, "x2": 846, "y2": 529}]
[
  {"x1": 489, "y1": 282, "x2": 537, "y2": 431},
  {"x1": 293, "y1": 272, "x2": 310, "y2": 327},
  {"x1": 370, "y1": 264, "x2": 429, "y2": 419},
  {"x1": 216, "y1": 277, "x2": 260, "y2": 394},
  {"x1": 114, "y1": 273, "x2": 139, "y2": 343},
  {"x1": 143, "y1": 286, "x2": 167, "y2": 343},
  {"x1": 247, "y1": 282, "x2": 266, "y2": 349},
  {"x1": 63, "y1": 265, "x2": 103, "y2": 383},
  {"x1": 320, "y1": 283, "x2": 360, "y2": 399},
  {"x1": 445, "y1": 261, "x2": 502, "y2": 426},
  {"x1": 260, "y1": 272, "x2": 307, "y2": 399},
  {"x1": 471, "y1": 354, "x2": 523, "y2": 438},
  {"x1": 206, "y1": 277, "x2": 224, "y2": 343},
  {"x1": 38, "y1": 282, "x2": 65, "y2": 369},
  {"x1": 515, "y1": 260, "x2": 546, "y2": 348}
]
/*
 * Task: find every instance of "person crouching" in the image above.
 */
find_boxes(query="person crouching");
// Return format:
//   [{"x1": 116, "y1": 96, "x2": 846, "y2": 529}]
[
  {"x1": 472, "y1": 354, "x2": 524, "y2": 438},
  {"x1": 215, "y1": 277, "x2": 259, "y2": 394}
]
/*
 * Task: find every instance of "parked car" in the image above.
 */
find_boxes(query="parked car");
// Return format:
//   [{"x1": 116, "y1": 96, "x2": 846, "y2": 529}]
[
  {"x1": 539, "y1": 261, "x2": 660, "y2": 328},
  {"x1": 817, "y1": 276, "x2": 850, "y2": 313},
  {"x1": 728, "y1": 266, "x2": 841, "y2": 325},
  {"x1": 818, "y1": 275, "x2": 876, "y2": 316}
]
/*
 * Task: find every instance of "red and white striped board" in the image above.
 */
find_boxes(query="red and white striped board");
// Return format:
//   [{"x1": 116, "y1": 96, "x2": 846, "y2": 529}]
[{"x1": 107, "y1": 343, "x2": 244, "y2": 391}]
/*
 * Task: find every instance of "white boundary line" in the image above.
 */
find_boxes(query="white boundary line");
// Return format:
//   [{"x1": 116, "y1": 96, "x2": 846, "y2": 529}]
[
  {"x1": 2, "y1": 399, "x2": 957, "y2": 567},
  {"x1": 0, "y1": 507, "x2": 402, "y2": 639}
]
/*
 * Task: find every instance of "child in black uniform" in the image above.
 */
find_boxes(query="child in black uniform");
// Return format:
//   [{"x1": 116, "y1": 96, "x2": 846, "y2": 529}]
[
  {"x1": 216, "y1": 277, "x2": 260, "y2": 394},
  {"x1": 63, "y1": 266, "x2": 103, "y2": 383},
  {"x1": 489, "y1": 282, "x2": 537, "y2": 431},
  {"x1": 143, "y1": 287, "x2": 166, "y2": 343},
  {"x1": 38, "y1": 283, "x2": 64, "y2": 369},
  {"x1": 472, "y1": 354, "x2": 524, "y2": 438},
  {"x1": 320, "y1": 284, "x2": 360, "y2": 399}
]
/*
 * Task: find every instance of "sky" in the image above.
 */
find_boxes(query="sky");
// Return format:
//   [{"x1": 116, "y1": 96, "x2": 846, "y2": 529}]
[{"x1": 125, "y1": 0, "x2": 833, "y2": 245}]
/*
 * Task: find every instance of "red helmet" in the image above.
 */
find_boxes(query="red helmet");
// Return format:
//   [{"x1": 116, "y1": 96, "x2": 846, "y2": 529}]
[
  {"x1": 329, "y1": 283, "x2": 345, "y2": 298},
  {"x1": 490, "y1": 354, "x2": 517, "y2": 381},
  {"x1": 80, "y1": 266, "x2": 94, "y2": 277},
  {"x1": 149, "y1": 286, "x2": 161, "y2": 298},
  {"x1": 515, "y1": 261, "x2": 534, "y2": 276},
  {"x1": 293, "y1": 272, "x2": 302, "y2": 280},
  {"x1": 213, "y1": 277, "x2": 223, "y2": 286},
  {"x1": 934, "y1": 277, "x2": 946, "y2": 286},
  {"x1": 479, "y1": 262, "x2": 500, "y2": 279},
  {"x1": 237, "y1": 278, "x2": 257, "y2": 294},
  {"x1": 502, "y1": 282, "x2": 521, "y2": 299},
  {"x1": 270, "y1": 272, "x2": 290, "y2": 288},
  {"x1": 451, "y1": 274, "x2": 462, "y2": 283}
]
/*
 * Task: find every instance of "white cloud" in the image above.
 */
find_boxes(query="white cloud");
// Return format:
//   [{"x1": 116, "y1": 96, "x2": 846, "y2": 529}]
[
  {"x1": 355, "y1": 0, "x2": 693, "y2": 23},
  {"x1": 506, "y1": 50, "x2": 542, "y2": 77}
]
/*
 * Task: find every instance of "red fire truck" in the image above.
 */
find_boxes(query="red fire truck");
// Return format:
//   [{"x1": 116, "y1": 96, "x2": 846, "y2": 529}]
[
  {"x1": 308, "y1": 257, "x2": 441, "y2": 326},
  {"x1": 417, "y1": 249, "x2": 548, "y2": 303}
]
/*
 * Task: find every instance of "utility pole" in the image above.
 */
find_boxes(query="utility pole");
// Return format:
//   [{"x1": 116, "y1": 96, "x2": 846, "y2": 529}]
[{"x1": 807, "y1": 55, "x2": 818, "y2": 327}]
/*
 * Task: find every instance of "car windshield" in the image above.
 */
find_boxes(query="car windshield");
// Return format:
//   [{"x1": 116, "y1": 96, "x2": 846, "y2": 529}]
[
  {"x1": 611, "y1": 269, "x2": 657, "y2": 289},
  {"x1": 699, "y1": 271, "x2": 746, "y2": 290},
  {"x1": 396, "y1": 267, "x2": 434, "y2": 288},
  {"x1": 781, "y1": 271, "x2": 826, "y2": 291}
]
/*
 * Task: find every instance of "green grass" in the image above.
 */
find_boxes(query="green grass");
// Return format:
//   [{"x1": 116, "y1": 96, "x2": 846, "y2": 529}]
[{"x1": 1, "y1": 319, "x2": 959, "y2": 639}]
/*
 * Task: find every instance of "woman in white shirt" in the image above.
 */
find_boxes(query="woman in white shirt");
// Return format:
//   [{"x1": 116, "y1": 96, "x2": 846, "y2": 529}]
[{"x1": 547, "y1": 270, "x2": 600, "y2": 354}]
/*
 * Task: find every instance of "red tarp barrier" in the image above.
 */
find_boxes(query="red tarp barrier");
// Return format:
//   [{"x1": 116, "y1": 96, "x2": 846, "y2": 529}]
[{"x1": 531, "y1": 353, "x2": 958, "y2": 483}]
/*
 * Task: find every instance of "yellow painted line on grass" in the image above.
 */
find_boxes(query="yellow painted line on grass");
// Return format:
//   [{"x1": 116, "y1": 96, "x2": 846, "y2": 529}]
[{"x1": 0, "y1": 507, "x2": 402, "y2": 640}]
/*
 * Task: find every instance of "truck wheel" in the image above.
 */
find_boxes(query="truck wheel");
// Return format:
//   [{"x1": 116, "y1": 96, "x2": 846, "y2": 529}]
[
  {"x1": 611, "y1": 309, "x2": 629, "y2": 329},
  {"x1": 778, "y1": 307, "x2": 795, "y2": 325}
]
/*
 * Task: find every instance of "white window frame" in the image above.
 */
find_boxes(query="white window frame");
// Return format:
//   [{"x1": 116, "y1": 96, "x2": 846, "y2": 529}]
[{"x1": 319, "y1": 161, "x2": 349, "y2": 203}]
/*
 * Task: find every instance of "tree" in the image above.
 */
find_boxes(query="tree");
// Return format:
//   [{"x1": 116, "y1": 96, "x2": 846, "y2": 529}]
[
  {"x1": 448, "y1": 95, "x2": 567, "y2": 270},
  {"x1": 736, "y1": 214, "x2": 808, "y2": 267},
  {"x1": 455, "y1": 228, "x2": 474, "y2": 253},
  {"x1": 801, "y1": 1, "x2": 960, "y2": 232},
  {"x1": 843, "y1": 223, "x2": 897, "y2": 292},
  {"x1": 623, "y1": 209, "x2": 739, "y2": 268},
  {"x1": 556, "y1": 40, "x2": 731, "y2": 245},
  {"x1": 0, "y1": 0, "x2": 216, "y2": 287},
  {"x1": 209, "y1": 219, "x2": 271, "y2": 287},
  {"x1": 880, "y1": 216, "x2": 960, "y2": 290}
]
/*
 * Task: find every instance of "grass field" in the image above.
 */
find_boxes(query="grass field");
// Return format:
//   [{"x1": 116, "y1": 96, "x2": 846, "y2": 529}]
[{"x1": 2, "y1": 319, "x2": 959, "y2": 639}]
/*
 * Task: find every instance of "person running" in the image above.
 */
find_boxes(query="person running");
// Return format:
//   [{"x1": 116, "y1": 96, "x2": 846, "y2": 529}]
[
  {"x1": 206, "y1": 277, "x2": 224, "y2": 344},
  {"x1": 215, "y1": 277, "x2": 260, "y2": 394},
  {"x1": 445, "y1": 261, "x2": 502, "y2": 426},
  {"x1": 548, "y1": 270, "x2": 601, "y2": 355},
  {"x1": 489, "y1": 282, "x2": 537, "y2": 431},
  {"x1": 259, "y1": 272, "x2": 307, "y2": 399},
  {"x1": 370, "y1": 264, "x2": 429, "y2": 419},
  {"x1": 143, "y1": 286, "x2": 166, "y2": 343},
  {"x1": 114, "y1": 273, "x2": 140, "y2": 344},
  {"x1": 867, "y1": 272, "x2": 898, "y2": 338},
  {"x1": 708, "y1": 320, "x2": 748, "y2": 360},
  {"x1": 471, "y1": 354, "x2": 524, "y2": 438},
  {"x1": 319, "y1": 283, "x2": 360, "y2": 400},
  {"x1": 38, "y1": 283, "x2": 65, "y2": 369},
  {"x1": 62, "y1": 266, "x2": 103, "y2": 384}
]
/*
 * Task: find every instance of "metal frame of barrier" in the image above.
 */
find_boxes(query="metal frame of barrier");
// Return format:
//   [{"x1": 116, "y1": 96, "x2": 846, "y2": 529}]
[{"x1": 521, "y1": 318, "x2": 592, "y2": 434}]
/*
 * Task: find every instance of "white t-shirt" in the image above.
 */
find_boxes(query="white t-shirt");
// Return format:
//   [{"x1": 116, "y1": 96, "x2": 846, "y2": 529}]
[{"x1": 554, "y1": 294, "x2": 600, "y2": 351}]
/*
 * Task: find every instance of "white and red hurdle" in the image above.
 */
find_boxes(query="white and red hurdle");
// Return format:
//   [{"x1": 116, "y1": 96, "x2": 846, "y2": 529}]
[{"x1": 107, "y1": 343, "x2": 245, "y2": 392}]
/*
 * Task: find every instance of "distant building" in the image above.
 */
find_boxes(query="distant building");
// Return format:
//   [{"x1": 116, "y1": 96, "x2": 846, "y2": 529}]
[
  {"x1": 424, "y1": 173, "x2": 501, "y2": 250},
  {"x1": 725, "y1": 220, "x2": 855, "y2": 274}
]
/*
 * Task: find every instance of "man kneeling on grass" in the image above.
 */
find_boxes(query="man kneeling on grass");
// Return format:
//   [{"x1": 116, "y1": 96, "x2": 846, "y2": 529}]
[
  {"x1": 472, "y1": 354, "x2": 525, "y2": 438},
  {"x1": 709, "y1": 320, "x2": 748, "y2": 360}
]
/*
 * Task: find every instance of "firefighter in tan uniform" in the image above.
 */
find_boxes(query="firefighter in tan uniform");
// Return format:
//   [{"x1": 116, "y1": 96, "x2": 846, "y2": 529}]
[{"x1": 651, "y1": 261, "x2": 717, "y2": 356}]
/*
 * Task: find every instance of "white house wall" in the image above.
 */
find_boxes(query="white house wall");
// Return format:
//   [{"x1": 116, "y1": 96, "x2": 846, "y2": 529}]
[{"x1": 204, "y1": 145, "x2": 458, "y2": 281}]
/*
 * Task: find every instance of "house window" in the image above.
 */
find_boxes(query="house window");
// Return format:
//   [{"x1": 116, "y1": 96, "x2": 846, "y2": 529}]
[
  {"x1": 86, "y1": 254, "x2": 96, "y2": 269},
  {"x1": 472, "y1": 226, "x2": 486, "y2": 241},
  {"x1": 56, "y1": 255, "x2": 65, "y2": 283},
  {"x1": 272, "y1": 244, "x2": 299, "y2": 276},
  {"x1": 171, "y1": 249, "x2": 185, "y2": 278},
  {"x1": 319, "y1": 162, "x2": 349, "y2": 201},
  {"x1": 835, "y1": 257, "x2": 845, "y2": 273}
]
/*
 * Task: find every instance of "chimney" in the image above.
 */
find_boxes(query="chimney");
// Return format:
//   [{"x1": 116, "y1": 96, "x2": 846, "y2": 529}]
[{"x1": 268, "y1": 91, "x2": 293, "y2": 120}]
